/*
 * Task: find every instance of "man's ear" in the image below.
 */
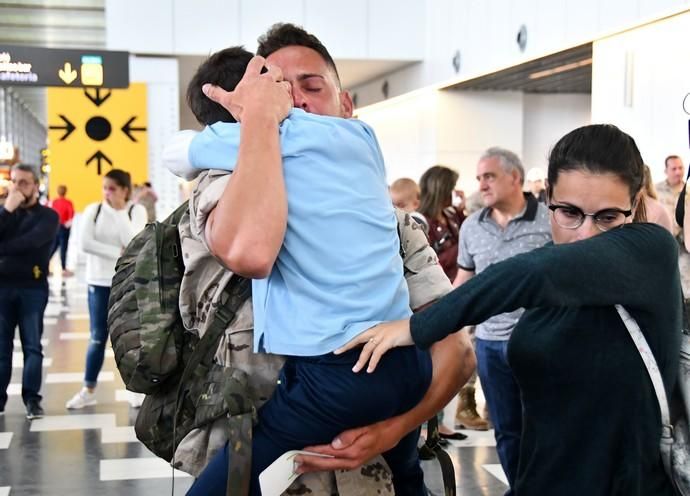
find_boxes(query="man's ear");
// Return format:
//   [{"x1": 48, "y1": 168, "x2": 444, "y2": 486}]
[{"x1": 339, "y1": 90, "x2": 354, "y2": 118}]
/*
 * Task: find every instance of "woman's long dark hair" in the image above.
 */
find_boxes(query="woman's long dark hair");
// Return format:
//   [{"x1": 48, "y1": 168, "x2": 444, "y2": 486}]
[
  {"x1": 418, "y1": 165, "x2": 459, "y2": 220},
  {"x1": 547, "y1": 124, "x2": 647, "y2": 222},
  {"x1": 104, "y1": 169, "x2": 132, "y2": 201}
]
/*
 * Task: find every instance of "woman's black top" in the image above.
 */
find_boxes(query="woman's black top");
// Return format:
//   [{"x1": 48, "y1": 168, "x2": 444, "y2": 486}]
[{"x1": 411, "y1": 223, "x2": 681, "y2": 495}]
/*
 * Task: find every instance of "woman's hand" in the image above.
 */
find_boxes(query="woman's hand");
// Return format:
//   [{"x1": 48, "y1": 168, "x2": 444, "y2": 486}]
[{"x1": 334, "y1": 319, "x2": 414, "y2": 373}]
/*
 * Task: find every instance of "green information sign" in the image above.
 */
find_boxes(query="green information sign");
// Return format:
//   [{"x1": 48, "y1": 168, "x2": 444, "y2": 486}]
[{"x1": 0, "y1": 45, "x2": 129, "y2": 88}]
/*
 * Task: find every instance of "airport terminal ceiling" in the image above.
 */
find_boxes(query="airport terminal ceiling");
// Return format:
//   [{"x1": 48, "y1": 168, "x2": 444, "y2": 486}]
[
  {"x1": 0, "y1": 0, "x2": 417, "y2": 129},
  {"x1": 444, "y1": 43, "x2": 592, "y2": 94}
]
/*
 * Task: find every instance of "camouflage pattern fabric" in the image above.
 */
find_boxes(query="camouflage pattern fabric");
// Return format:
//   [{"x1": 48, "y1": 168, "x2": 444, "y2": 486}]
[
  {"x1": 108, "y1": 201, "x2": 189, "y2": 394},
  {"x1": 133, "y1": 273, "x2": 253, "y2": 479},
  {"x1": 657, "y1": 180, "x2": 684, "y2": 238},
  {"x1": 174, "y1": 169, "x2": 452, "y2": 494},
  {"x1": 657, "y1": 180, "x2": 690, "y2": 296}
]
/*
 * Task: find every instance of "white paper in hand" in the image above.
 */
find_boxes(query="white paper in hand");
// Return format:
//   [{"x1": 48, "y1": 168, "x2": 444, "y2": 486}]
[{"x1": 259, "y1": 450, "x2": 334, "y2": 496}]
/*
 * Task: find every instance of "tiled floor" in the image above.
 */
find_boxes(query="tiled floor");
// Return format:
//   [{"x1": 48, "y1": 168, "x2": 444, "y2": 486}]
[{"x1": 0, "y1": 271, "x2": 509, "y2": 496}]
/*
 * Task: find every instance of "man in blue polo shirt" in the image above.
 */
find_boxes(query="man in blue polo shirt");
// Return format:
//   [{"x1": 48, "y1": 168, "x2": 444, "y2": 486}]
[
  {"x1": 177, "y1": 46, "x2": 433, "y2": 496},
  {"x1": 453, "y1": 147, "x2": 551, "y2": 496}
]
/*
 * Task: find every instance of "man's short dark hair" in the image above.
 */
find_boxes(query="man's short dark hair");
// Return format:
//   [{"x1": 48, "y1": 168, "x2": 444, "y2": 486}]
[
  {"x1": 186, "y1": 46, "x2": 254, "y2": 126},
  {"x1": 257, "y1": 23, "x2": 342, "y2": 89},
  {"x1": 665, "y1": 155, "x2": 681, "y2": 169},
  {"x1": 11, "y1": 164, "x2": 38, "y2": 183}
]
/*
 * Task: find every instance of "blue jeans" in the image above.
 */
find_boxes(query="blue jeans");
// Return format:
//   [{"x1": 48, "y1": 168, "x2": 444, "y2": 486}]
[
  {"x1": 85, "y1": 285, "x2": 110, "y2": 388},
  {"x1": 475, "y1": 338, "x2": 522, "y2": 496},
  {"x1": 51, "y1": 225, "x2": 71, "y2": 270},
  {"x1": 0, "y1": 286, "x2": 49, "y2": 407},
  {"x1": 188, "y1": 346, "x2": 432, "y2": 496}
]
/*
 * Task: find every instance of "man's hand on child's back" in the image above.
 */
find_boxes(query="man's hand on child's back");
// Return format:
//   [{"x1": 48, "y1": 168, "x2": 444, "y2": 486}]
[{"x1": 202, "y1": 55, "x2": 292, "y2": 126}]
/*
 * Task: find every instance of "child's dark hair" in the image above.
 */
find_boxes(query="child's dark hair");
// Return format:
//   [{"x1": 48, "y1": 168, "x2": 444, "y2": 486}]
[
  {"x1": 186, "y1": 46, "x2": 254, "y2": 126},
  {"x1": 547, "y1": 124, "x2": 646, "y2": 221}
]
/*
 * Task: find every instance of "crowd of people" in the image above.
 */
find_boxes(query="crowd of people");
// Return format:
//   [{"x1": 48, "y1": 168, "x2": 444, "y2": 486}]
[
  {"x1": 0, "y1": 21, "x2": 688, "y2": 496},
  {"x1": 0, "y1": 169, "x2": 157, "y2": 418}
]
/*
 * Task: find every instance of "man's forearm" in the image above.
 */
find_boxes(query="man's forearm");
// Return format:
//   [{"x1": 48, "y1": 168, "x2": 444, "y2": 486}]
[
  {"x1": 206, "y1": 115, "x2": 287, "y2": 278},
  {"x1": 387, "y1": 330, "x2": 474, "y2": 437}
]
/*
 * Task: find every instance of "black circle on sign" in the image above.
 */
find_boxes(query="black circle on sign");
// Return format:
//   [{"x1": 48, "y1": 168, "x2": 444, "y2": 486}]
[{"x1": 85, "y1": 116, "x2": 111, "y2": 141}]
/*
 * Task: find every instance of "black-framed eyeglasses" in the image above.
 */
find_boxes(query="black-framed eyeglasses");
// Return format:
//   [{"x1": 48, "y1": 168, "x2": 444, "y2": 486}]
[{"x1": 548, "y1": 204, "x2": 633, "y2": 232}]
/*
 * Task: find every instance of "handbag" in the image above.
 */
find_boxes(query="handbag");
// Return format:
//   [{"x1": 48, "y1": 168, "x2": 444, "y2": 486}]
[{"x1": 615, "y1": 304, "x2": 690, "y2": 495}]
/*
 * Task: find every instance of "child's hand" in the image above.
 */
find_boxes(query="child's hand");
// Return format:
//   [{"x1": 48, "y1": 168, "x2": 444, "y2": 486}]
[{"x1": 334, "y1": 319, "x2": 414, "y2": 373}]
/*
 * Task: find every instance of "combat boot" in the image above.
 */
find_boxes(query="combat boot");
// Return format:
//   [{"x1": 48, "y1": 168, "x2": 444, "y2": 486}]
[{"x1": 455, "y1": 385, "x2": 490, "y2": 431}]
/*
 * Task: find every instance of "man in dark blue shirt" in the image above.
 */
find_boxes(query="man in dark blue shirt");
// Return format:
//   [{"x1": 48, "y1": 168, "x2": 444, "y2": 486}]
[{"x1": 0, "y1": 164, "x2": 58, "y2": 420}]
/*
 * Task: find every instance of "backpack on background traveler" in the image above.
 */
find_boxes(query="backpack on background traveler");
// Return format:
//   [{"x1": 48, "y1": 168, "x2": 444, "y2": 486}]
[
  {"x1": 94, "y1": 202, "x2": 135, "y2": 223},
  {"x1": 615, "y1": 304, "x2": 690, "y2": 495},
  {"x1": 107, "y1": 200, "x2": 255, "y2": 494}
]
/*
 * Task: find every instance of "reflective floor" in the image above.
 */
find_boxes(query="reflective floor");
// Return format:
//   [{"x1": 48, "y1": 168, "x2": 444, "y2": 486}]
[{"x1": 0, "y1": 271, "x2": 508, "y2": 496}]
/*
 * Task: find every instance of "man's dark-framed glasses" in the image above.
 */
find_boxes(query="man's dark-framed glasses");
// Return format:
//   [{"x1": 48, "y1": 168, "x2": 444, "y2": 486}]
[{"x1": 548, "y1": 204, "x2": 633, "y2": 232}]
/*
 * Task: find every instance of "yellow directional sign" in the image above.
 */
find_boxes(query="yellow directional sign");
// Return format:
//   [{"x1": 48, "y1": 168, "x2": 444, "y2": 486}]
[{"x1": 47, "y1": 83, "x2": 148, "y2": 212}]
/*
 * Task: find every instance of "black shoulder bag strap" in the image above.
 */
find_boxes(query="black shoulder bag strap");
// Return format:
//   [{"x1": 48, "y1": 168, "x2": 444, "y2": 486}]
[
  {"x1": 93, "y1": 203, "x2": 102, "y2": 224},
  {"x1": 675, "y1": 167, "x2": 690, "y2": 227},
  {"x1": 420, "y1": 415, "x2": 457, "y2": 496},
  {"x1": 170, "y1": 275, "x2": 252, "y2": 495},
  {"x1": 93, "y1": 203, "x2": 135, "y2": 222}
]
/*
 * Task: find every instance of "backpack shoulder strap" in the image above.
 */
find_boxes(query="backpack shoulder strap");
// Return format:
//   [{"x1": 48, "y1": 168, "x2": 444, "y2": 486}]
[
  {"x1": 172, "y1": 275, "x2": 252, "y2": 495},
  {"x1": 614, "y1": 304, "x2": 673, "y2": 475},
  {"x1": 419, "y1": 415, "x2": 456, "y2": 495},
  {"x1": 128, "y1": 204, "x2": 135, "y2": 220},
  {"x1": 167, "y1": 200, "x2": 189, "y2": 225},
  {"x1": 176, "y1": 275, "x2": 250, "y2": 396},
  {"x1": 94, "y1": 203, "x2": 102, "y2": 224}
]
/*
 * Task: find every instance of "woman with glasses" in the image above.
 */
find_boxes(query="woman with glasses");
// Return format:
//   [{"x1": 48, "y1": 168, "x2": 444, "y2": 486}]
[
  {"x1": 336, "y1": 124, "x2": 681, "y2": 495},
  {"x1": 66, "y1": 169, "x2": 146, "y2": 410}
]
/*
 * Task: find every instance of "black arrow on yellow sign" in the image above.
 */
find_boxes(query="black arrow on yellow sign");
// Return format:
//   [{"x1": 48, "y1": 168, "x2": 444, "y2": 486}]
[
  {"x1": 84, "y1": 88, "x2": 112, "y2": 107},
  {"x1": 121, "y1": 116, "x2": 146, "y2": 142},
  {"x1": 86, "y1": 150, "x2": 112, "y2": 175},
  {"x1": 48, "y1": 114, "x2": 76, "y2": 141}
]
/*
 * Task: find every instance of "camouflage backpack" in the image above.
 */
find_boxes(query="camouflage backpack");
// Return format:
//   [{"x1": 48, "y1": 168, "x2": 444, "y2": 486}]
[
  {"x1": 135, "y1": 276, "x2": 254, "y2": 495},
  {"x1": 108, "y1": 201, "x2": 189, "y2": 394},
  {"x1": 108, "y1": 201, "x2": 256, "y2": 494}
]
